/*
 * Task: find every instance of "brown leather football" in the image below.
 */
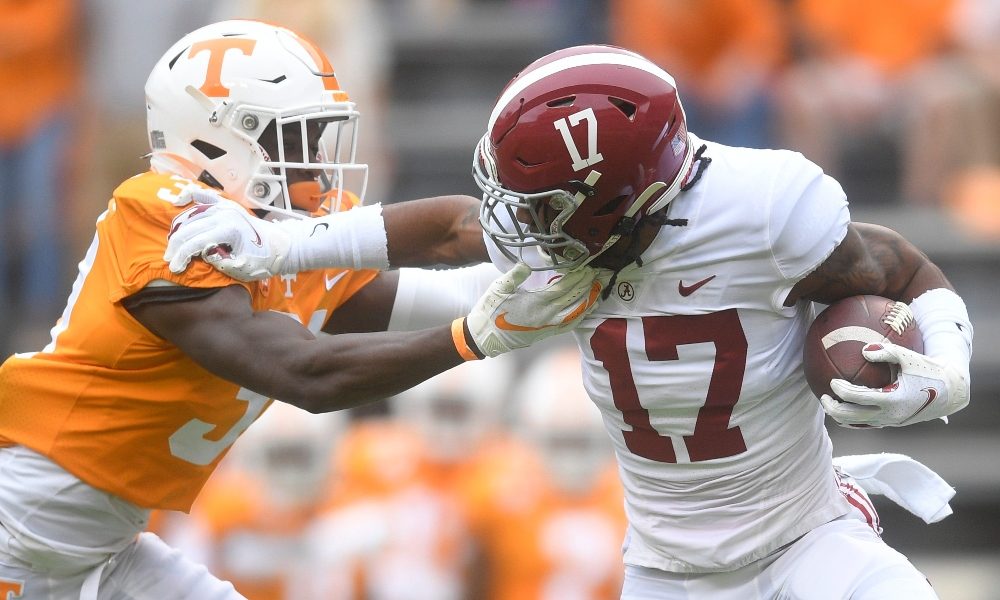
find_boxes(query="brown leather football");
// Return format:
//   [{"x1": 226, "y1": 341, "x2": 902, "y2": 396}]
[{"x1": 803, "y1": 295, "x2": 923, "y2": 400}]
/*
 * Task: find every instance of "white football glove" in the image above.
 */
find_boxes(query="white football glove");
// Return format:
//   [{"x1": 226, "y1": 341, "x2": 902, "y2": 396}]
[
  {"x1": 820, "y1": 341, "x2": 970, "y2": 428},
  {"x1": 463, "y1": 263, "x2": 608, "y2": 357},
  {"x1": 165, "y1": 200, "x2": 293, "y2": 281}
]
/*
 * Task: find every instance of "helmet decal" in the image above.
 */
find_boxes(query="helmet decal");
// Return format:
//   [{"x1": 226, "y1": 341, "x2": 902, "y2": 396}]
[
  {"x1": 188, "y1": 38, "x2": 257, "y2": 97},
  {"x1": 553, "y1": 108, "x2": 604, "y2": 172},
  {"x1": 282, "y1": 30, "x2": 344, "y2": 95}
]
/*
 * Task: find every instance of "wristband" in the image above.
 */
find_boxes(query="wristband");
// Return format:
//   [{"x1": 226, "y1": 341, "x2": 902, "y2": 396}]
[
  {"x1": 451, "y1": 318, "x2": 483, "y2": 361},
  {"x1": 909, "y1": 288, "x2": 973, "y2": 378}
]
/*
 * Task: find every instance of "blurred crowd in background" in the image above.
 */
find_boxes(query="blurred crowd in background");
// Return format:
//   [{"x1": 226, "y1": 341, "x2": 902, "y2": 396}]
[
  {"x1": 1, "y1": 0, "x2": 999, "y2": 598},
  {"x1": 3, "y1": 0, "x2": 1000, "y2": 357}
]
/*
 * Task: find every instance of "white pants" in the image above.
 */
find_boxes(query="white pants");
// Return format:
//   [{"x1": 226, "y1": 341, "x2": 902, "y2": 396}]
[
  {"x1": 620, "y1": 512, "x2": 937, "y2": 600},
  {"x1": 0, "y1": 446, "x2": 244, "y2": 599}
]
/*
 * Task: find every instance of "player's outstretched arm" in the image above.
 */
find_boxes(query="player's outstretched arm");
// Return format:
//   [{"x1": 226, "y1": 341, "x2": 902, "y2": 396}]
[
  {"x1": 164, "y1": 192, "x2": 488, "y2": 280},
  {"x1": 381, "y1": 195, "x2": 488, "y2": 268},
  {"x1": 125, "y1": 263, "x2": 604, "y2": 412},
  {"x1": 127, "y1": 284, "x2": 466, "y2": 412},
  {"x1": 788, "y1": 223, "x2": 973, "y2": 428}
]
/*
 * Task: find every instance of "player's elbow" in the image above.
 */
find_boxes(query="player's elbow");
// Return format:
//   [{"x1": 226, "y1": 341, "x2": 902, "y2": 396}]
[
  {"x1": 276, "y1": 375, "x2": 372, "y2": 414},
  {"x1": 287, "y1": 397, "x2": 341, "y2": 414}
]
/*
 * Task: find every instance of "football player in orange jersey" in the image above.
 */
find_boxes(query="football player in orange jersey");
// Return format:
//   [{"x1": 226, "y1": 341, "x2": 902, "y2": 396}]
[{"x1": 0, "y1": 20, "x2": 607, "y2": 600}]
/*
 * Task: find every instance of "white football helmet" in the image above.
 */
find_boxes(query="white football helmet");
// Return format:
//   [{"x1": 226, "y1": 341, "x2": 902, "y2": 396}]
[
  {"x1": 390, "y1": 355, "x2": 516, "y2": 463},
  {"x1": 513, "y1": 346, "x2": 613, "y2": 494},
  {"x1": 145, "y1": 20, "x2": 368, "y2": 217}
]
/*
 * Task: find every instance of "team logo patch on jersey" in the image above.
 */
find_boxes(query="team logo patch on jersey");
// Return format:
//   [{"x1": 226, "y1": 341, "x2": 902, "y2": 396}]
[{"x1": 617, "y1": 281, "x2": 635, "y2": 302}]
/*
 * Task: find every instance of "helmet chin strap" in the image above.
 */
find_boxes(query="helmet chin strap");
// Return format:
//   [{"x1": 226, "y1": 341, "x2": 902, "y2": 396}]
[{"x1": 579, "y1": 179, "x2": 666, "y2": 269}]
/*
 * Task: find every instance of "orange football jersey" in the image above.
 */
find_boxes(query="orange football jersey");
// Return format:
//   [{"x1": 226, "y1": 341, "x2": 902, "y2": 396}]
[{"x1": 0, "y1": 171, "x2": 376, "y2": 511}]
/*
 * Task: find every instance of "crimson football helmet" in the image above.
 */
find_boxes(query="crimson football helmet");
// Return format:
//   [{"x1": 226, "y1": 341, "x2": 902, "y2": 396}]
[
  {"x1": 474, "y1": 44, "x2": 694, "y2": 270},
  {"x1": 145, "y1": 20, "x2": 367, "y2": 217}
]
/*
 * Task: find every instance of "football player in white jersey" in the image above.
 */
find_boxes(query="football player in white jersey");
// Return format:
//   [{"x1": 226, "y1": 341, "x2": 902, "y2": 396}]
[{"x1": 166, "y1": 45, "x2": 974, "y2": 599}]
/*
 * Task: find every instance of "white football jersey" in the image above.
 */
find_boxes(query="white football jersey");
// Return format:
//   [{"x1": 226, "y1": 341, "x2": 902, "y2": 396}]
[{"x1": 488, "y1": 136, "x2": 853, "y2": 572}]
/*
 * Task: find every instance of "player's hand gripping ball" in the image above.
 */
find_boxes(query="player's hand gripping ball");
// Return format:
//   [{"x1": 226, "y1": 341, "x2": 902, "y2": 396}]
[{"x1": 803, "y1": 295, "x2": 923, "y2": 401}]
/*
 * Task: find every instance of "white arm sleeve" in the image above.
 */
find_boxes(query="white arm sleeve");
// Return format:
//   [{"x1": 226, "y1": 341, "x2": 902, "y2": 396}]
[
  {"x1": 286, "y1": 203, "x2": 390, "y2": 272},
  {"x1": 909, "y1": 288, "x2": 974, "y2": 381},
  {"x1": 387, "y1": 263, "x2": 502, "y2": 331}
]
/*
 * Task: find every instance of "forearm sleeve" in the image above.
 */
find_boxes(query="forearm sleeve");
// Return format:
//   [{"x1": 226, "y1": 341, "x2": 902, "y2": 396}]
[
  {"x1": 909, "y1": 288, "x2": 974, "y2": 381},
  {"x1": 388, "y1": 263, "x2": 500, "y2": 331},
  {"x1": 285, "y1": 204, "x2": 390, "y2": 272}
]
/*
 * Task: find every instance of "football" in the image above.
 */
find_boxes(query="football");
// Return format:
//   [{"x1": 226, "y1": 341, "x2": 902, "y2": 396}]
[{"x1": 803, "y1": 295, "x2": 923, "y2": 400}]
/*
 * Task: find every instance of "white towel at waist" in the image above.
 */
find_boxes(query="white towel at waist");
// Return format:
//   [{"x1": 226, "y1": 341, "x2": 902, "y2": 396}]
[{"x1": 832, "y1": 453, "x2": 955, "y2": 524}]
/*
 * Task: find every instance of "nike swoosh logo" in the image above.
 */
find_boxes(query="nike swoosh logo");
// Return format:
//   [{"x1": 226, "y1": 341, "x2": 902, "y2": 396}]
[
  {"x1": 678, "y1": 275, "x2": 716, "y2": 297},
  {"x1": 324, "y1": 271, "x2": 348, "y2": 291},
  {"x1": 494, "y1": 312, "x2": 561, "y2": 332},
  {"x1": 311, "y1": 222, "x2": 330, "y2": 237},
  {"x1": 909, "y1": 387, "x2": 939, "y2": 417},
  {"x1": 494, "y1": 280, "x2": 603, "y2": 331}
]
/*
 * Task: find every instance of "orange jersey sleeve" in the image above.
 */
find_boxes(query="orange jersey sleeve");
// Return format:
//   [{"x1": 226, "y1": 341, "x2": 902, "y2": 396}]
[{"x1": 0, "y1": 172, "x2": 377, "y2": 511}]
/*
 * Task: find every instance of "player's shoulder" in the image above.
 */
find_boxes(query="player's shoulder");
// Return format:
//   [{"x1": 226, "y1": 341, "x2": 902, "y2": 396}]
[
  {"x1": 109, "y1": 171, "x2": 216, "y2": 228},
  {"x1": 114, "y1": 171, "x2": 190, "y2": 202},
  {"x1": 700, "y1": 140, "x2": 843, "y2": 221},
  {"x1": 112, "y1": 172, "x2": 209, "y2": 214},
  {"x1": 703, "y1": 139, "x2": 821, "y2": 186}
]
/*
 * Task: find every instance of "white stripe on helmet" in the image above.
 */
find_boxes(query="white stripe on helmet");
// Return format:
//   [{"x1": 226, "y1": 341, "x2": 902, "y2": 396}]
[{"x1": 488, "y1": 51, "x2": 677, "y2": 131}]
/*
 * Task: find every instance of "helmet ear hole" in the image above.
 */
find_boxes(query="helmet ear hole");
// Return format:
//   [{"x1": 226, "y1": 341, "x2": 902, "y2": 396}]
[
  {"x1": 190, "y1": 139, "x2": 226, "y2": 160},
  {"x1": 547, "y1": 96, "x2": 575, "y2": 108},
  {"x1": 595, "y1": 194, "x2": 628, "y2": 217}
]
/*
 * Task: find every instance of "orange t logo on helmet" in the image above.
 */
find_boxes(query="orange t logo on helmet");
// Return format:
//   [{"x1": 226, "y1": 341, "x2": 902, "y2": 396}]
[{"x1": 188, "y1": 38, "x2": 257, "y2": 97}]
